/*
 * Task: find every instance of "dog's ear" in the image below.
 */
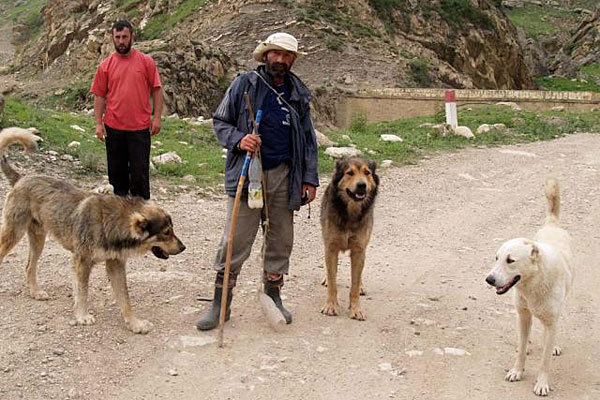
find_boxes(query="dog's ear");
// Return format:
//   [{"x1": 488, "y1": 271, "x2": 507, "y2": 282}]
[
  {"x1": 529, "y1": 243, "x2": 540, "y2": 261},
  {"x1": 130, "y1": 212, "x2": 149, "y2": 239},
  {"x1": 368, "y1": 160, "x2": 379, "y2": 185},
  {"x1": 333, "y1": 159, "x2": 349, "y2": 186}
]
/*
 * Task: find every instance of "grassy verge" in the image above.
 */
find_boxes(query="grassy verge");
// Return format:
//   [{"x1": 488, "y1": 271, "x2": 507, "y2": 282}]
[
  {"x1": 2, "y1": 98, "x2": 600, "y2": 187},
  {"x1": 534, "y1": 62, "x2": 600, "y2": 92},
  {"x1": 320, "y1": 105, "x2": 600, "y2": 173},
  {"x1": 0, "y1": 97, "x2": 224, "y2": 186}
]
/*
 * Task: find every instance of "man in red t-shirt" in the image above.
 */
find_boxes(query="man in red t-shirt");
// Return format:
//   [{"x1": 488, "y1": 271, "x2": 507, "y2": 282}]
[{"x1": 90, "y1": 20, "x2": 163, "y2": 200}]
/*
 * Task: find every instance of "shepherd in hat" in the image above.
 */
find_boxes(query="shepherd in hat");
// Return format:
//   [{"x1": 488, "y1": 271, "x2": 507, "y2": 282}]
[{"x1": 196, "y1": 32, "x2": 319, "y2": 331}]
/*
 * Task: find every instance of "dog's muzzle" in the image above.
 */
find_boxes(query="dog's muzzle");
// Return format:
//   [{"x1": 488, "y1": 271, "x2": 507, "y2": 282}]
[{"x1": 346, "y1": 182, "x2": 367, "y2": 201}]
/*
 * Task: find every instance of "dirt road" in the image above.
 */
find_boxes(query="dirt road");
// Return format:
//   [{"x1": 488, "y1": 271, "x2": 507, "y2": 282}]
[{"x1": 1, "y1": 133, "x2": 599, "y2": 399}]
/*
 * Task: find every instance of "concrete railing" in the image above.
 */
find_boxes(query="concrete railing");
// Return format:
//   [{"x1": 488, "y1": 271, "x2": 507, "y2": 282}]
[{"x1": 334, "y1": 88, "x2": 600, "y2": 128}]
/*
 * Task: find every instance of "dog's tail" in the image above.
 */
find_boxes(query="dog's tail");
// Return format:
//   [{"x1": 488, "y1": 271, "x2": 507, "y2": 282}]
[
  {"x1": 0, "y1": 127, "x2": 41, "y2": 187},
  {"x1": 544, "y1": 176, "x2": 560, "y2": 225}
]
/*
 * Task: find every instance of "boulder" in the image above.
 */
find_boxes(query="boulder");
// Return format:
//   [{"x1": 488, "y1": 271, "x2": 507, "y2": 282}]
[
  {"x1": 324, "y1": 147, "x2": 362, "y2": 159},
  {"x1": 315, "y1": 129, "x2": 334, "y2": 148},
  {"x1": 453, "y1": 126, "x2": 474, "y2": 139},
  {"x1": 380, "y1": 134, "x2": 403, "y2": 142},
  {"x1": 152, "y1": 152, "x2": 183, "y2": 164}
]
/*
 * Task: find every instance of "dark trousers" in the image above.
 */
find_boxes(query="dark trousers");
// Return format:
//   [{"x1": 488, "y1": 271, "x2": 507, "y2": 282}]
[{"x1": 105, "y1": 124, "x2": 151, "y2": 200}]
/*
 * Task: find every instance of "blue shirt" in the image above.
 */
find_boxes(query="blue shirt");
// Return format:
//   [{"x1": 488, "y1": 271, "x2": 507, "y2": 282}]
[{"x1": 259, "y1": 83, "x2": 292, "y2": 170}]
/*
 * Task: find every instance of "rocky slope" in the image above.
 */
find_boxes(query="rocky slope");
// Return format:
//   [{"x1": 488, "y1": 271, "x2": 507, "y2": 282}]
[
  {"x1": 1, "y1": 0, "x2": 538, "y2": 120},
  {"x1": 552, "y1": 7, "x2": 600, "y2": 77}
]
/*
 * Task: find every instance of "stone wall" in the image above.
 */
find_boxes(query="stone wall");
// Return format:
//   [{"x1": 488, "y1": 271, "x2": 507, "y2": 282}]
[{"x1": 334, "y1": 88, "x2": 600, "y2": 128}]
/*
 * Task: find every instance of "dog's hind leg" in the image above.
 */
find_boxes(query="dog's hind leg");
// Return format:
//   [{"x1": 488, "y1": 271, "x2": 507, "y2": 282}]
[
  {"x1": 106, "y1": 258, "x2": 152, "y2": 334},
  {"x1": 506, "y1": 306, "x2": 532, "y2": 382},
  {"x1": 71, "y1": 255, "x2": 95, "y2": 326},
  {"x1": 320, "y1": 246, "x2": 340, "y2": 316},
  {"x1": 534, "y1": 322, "x2": 558, "y2": 396},
  {"x1": 0, "y1": 200, "x2": 29, "y2": 265},
  {"x1": 348, "y1": 247, "x2": 366, "y2": 321},
  {"x1": 25, "y1": 222, "x2": 49, "y2": 300}
]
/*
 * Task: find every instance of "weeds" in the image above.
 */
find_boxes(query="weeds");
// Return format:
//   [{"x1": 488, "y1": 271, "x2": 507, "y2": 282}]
[{"x1": 2, "y1": 98, "x2": 599, "y2": 186}]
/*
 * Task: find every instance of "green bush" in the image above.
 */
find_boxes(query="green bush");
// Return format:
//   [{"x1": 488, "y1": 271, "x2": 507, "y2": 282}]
[
  {"x1": 350, "y1": 113, "x2": 368, "y2": 134},
  {"x1": 408, "y1": 59, "x2": 432, "y2": 88},
  {"x1": 438, "y1": 0, "x2": 495, "y2": 31}
]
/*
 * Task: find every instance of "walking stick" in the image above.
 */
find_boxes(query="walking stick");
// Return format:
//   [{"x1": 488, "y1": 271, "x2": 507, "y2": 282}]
[{"x1": 216, "y1": 96, "x2": 263, "y2": 348}]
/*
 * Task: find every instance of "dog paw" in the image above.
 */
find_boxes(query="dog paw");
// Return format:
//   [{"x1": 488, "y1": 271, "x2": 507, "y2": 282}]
[
  {"x1": 534, "y1": 374, "x2": 550, "y2": 396},
  {"x1": 31, "y1": 290, "x2": 50, "y2": 301},
  {"x1": 127, "y1": 318, "x2": 153, "y2": 334},
  {"x1": 552, "y1": 345, "x2": 562, "y2": 356},
  {"x1": 505, "y1": 368, "x2": 523, "y2": 382},
  {"x1": 320, "y1": 301, "x2": 339, "y2": 316},
  {"x1": 74, "y1": 314, "x2": 96, "y2": 326},
  {"x1": 350, "y1": 309, "x2": 367, "y2": 321}
]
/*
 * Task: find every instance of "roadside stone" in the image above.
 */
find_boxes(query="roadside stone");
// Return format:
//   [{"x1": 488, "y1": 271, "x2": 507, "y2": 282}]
[
  {"x1": 70, "y1": 125, "x2": 86, "y2": 132},
  {"x1": 431, "y1": 123, "x2": 450, "y2": 136},
  {"x1": 168, "y1": 369, "x2": 178, "y2": 376},
  {"x1": 476, "y1": 124, "x2": 491, "y2": 134},
  {"x1": 324, "y1": 147, "x2": 362, "y2": 158},
  {"x1": 496, "y1": 101, "x2": 522, "y2": 111},
  {"x1": 315, "y1": 129, "x2": 334, "y2": 148},
  {"x1": 152, "y1": 152, "x2": 182, "y2": 164},
  {"x1": 453, "y1": 126, "x2": 474, "y2": 139},
  {"x1": 380, "y1": 160, "x2": 393, "y2": 168},
  {"x1": 551, "y1": 106, "x2": 565, "y2": 112},
  {"x1": 380, "y1": 134, "x2": 403, "y2": 142},
  {"x1": 68, "y1": 141, "x2": 81, "y2": 149}
]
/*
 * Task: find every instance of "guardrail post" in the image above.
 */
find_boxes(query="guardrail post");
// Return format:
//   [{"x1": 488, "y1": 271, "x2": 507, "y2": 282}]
[{"x1": 445, "y1": 89, "x2": 458, "y2": 129}]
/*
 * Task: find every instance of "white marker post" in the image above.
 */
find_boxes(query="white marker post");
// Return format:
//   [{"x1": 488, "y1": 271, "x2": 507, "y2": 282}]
[{"x1": 445, "y1": 89, "x2": 458, "y2": 129}]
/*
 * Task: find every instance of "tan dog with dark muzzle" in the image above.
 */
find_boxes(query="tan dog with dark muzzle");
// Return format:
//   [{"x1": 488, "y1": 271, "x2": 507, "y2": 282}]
[
  {"x1": 486, "y1": 177, "x2": 572, "y2": 396},
  {"x1": 320, "y1": 157, "x2": 379, "y2": 320}
]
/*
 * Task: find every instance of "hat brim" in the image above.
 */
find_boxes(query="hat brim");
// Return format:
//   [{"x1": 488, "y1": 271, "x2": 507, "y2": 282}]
[{"x1": 252, "y1": 43, "x2": 305, "y2": 62}]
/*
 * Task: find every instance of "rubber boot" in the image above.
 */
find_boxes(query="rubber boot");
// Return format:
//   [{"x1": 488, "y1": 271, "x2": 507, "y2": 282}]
[
  {"x1": 195, "y1": 286, "x2": 233, "y2": 331},
  {"x1": 264, "y1": 280, "x2": 292, "y2": 324}
]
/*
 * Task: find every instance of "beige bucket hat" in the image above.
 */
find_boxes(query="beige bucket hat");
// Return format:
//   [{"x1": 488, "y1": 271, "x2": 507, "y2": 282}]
[{"x1": 252, "y1": 32, "x2": 305, "y2": 62}]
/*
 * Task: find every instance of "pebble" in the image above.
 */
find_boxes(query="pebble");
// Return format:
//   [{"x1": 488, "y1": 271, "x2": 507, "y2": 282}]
[
  {"x1": 378, "y1": 362, "x2": 393, "y2": 371},
  {"x1": 444, "y1": 347, "x2": 471, "y2": 356},
  {"x1": 168, "y1": 369, "x2": 178, "y2": 376},
  {"x1": 53, "y1": 347, "x2": 65, "y2": 356},
  {"x1": 405, "y1": 350, "x2": 423, "y2": 357}
]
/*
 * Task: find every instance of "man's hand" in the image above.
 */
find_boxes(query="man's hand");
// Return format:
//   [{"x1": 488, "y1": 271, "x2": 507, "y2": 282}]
[
  {"x1": 95, "y1": 124, "x2": 106, "y2": 142},
  {"x1": 151, "y1": 117, "x2": 162, "y2": 136},
  {"x1": 238, "y1": 134, "x2": 261, "y2": 154},
  {"x1": 301, "y1": 183, "x2": 317, "y2": 205}
]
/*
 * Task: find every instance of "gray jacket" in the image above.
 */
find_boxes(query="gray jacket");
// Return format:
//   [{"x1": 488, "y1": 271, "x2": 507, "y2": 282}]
[{"x1": 213, "y1": 66, "x2": 319, "y2": 210}]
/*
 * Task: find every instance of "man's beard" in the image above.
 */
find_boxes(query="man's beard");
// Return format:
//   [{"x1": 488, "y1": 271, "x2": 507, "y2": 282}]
[
  {"x1": 266, "y1": 61, "x2": 289, "y2": 78},
  {"x1": 114, "y1": 40, "x2": 132, "y2": 55}
]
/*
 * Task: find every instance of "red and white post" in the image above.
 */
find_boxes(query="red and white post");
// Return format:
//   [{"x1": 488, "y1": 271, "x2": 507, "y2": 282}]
[{"x1": 445, "y1": 89, "x2": 458, "y2": 129}]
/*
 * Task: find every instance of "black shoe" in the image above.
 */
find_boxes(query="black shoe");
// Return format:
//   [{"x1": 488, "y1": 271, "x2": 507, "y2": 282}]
[
  {"x1": 264, "y1": 281, "x2": 292, "y2": 324},
  {"x1": 195, "y1": 287, "x2": 233, "y2": 331}
]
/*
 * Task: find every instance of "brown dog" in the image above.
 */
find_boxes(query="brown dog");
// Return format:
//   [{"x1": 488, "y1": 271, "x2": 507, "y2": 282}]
[
  {"x1": 320, "y1": 157, "x2": 379, "y2": 320},
  {"x1": 0, "y1": 127, "x2": 185, "y2": 334}
]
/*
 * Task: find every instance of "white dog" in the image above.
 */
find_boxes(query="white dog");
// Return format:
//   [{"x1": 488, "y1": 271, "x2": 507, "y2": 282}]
[{"x1": 485, "y1": 177, "x2": 573, "y2": 396}]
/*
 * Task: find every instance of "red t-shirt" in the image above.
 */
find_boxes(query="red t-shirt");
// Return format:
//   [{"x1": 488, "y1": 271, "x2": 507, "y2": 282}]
[{"x1": 90, "y1": 48, "x2": 162, "y2": 131}]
